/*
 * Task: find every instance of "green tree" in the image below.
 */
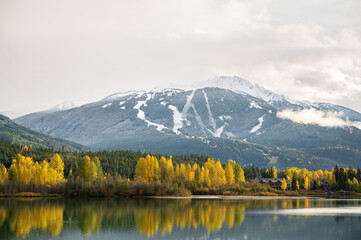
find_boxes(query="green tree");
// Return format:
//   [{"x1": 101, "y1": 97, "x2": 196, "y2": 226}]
[
  {"x1": 78, "y1": 156, "x2": 92, "y2": 182},
  {"x1": 8, "y1": 165, "x2": 19, "y2": 184}
]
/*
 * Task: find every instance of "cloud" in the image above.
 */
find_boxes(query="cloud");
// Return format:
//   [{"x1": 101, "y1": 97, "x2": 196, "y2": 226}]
[
  {"x1": 0, "y1": 0, "x2": 361, "y2": 117},
  {"x1": 276, "y1": 108, "x2": 353, "y2": 128}
]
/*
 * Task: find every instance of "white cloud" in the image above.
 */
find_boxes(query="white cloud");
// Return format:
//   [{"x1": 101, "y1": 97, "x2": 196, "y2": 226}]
[
  {"x1": 276, "y1": 108, "x2": 361, "y2": 129},
  {"x1": 0, "y1": 0, "x2": 361, "y2": 117}
]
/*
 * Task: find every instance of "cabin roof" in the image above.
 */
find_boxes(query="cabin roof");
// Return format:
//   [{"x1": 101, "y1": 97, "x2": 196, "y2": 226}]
[{"x1": 253, "y1": 177, "x2": 289, "y2": 183}]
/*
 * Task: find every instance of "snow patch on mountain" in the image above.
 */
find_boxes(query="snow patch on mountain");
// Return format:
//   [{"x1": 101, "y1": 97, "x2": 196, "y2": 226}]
[
  {"x1": 104, "y1": 90, "x2": 146, "y2": 101},
  {"x1": 211, "y1": 124, "x2": 226, "y2": 137},
  {"x1": 202, "y1": 90, "x2": 226, "y2": 137},
  {"x1": 225, "y1": 131, "x2": 235, "y2": 138},
  {"x1": 219, "y1": 115, "x2": 232, "y2": 121},
  {"x1": 249, "y1": 115, "x2": 264, "y2": 133},
  {"x1": 102, "y1": 103, "x2": 112, "y2": 108},
  {"x1": 168, "y1": 105, "x2": 183, "y2": 135},
  {"x1": 167, "y1": 90, "x2": 197, "y2": 135},
  {"x1": 352, "y1": 121, "x2": 361, "y2": 130},
  {"x1": 163, "y1": 88, "x2": 183, "y2": 96},
  {"x1": 134, "y1": 94, "x2": 167, "y2": 132},
  {"x1": 249, "y1": 101, "x2": 263, "y2": 109},
  {"x1": 183, "y1": 90, "x2": 196, "y2": 116},
  {"x1": 202, "y1": 90, "x2": 217, "y2": 130},
  {"x1": 48, "y1": 101, "x2": 84, "y2": 112}
]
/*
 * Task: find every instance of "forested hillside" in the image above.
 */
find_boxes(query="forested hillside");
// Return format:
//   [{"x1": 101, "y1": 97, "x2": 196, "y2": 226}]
[{"x1": 0, "y1": 114, "x2": 85, "y2": 152}]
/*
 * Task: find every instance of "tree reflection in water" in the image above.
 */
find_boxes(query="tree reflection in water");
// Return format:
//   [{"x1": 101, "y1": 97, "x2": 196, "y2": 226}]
[{"x1": 0, "y1": 198, "x2": 343, "y2": 238}]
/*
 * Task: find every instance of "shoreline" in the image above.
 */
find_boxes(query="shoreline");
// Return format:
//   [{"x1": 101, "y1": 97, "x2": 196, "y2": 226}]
[{"x1": 148, "y1": 195, "x2": 318, "y2": 200}]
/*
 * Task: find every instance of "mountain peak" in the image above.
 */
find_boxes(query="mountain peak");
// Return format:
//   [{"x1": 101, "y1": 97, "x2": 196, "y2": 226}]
[{"x1": 197, "y1": 76, "x2": 287, "y2": 104}]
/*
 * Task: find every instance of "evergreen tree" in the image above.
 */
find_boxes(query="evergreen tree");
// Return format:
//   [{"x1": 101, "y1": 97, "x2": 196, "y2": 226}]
[{"x1": 291, "y1": 175, "x2": 297, "y2": 190}]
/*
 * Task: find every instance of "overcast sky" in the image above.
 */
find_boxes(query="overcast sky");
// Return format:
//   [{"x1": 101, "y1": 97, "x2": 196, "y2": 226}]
[{"x1": 1, "y1": 0, "x2": 361, "y2": 118}]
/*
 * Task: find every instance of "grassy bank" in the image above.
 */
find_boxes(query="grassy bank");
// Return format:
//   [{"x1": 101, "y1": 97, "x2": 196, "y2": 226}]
[{"x1": 0, "y1": 179, "x2": 341, "y2": 198}]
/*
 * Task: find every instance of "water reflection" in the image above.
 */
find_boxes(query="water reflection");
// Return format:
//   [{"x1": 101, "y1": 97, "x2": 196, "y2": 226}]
[{"x1": 0, "y1": 198, "x2": 360, "y2": 239}]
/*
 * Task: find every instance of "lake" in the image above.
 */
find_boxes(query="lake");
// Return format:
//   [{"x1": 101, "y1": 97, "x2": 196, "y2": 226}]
[{"x1": 0, "y1": 197, "x2": 360, "y2": 239}]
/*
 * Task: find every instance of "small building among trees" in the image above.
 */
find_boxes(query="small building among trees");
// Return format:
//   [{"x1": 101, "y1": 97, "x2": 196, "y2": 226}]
[{"x1": 253, "y1": 177, "x2": 290, "y2": 190}]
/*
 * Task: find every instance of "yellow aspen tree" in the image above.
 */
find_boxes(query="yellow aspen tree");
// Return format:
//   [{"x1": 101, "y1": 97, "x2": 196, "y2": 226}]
[
  {"x1": 215, "y1": 160, "x2": 226, "y2": 185},
  {"x1": 89, "y1": 161, "x2": 98, "y2": 182},
  {"x1": 205, "y1": 159, "x2": 217, "y2": 185},
  {"x1": 23, "y1": 156, "x2": 34, "y2": 184},
  {"x1": 32, "y1": 162, "x2": 42, "y2": 185},
  {"x1": 304, "y1": 177, "x2": 309, "y2": 190},
  {"x1": 135, "y1": 155, "x2": 160, "y2": 182},
  {"x1": 159, "y1": 156, "x2": 168, "y2": 181},
  {"x1": 300, "y1": 168, "x2": 308, "y2": 181},
  {"x1": 151, "y1": 156, "x2": 160, "y2": 182},
  {"x1": 165, "y1": 158, "x2": 174, "y2": 182},
  {"x1": 271, "y1": 166, "x2": 277, "y2": 178},
  {"x1": 185, "y1": 164, "x2": 193, "y2": 183},
  {"x1": 200, "y1": 166, "x2": 206, "y2": 183},
  {"x1": 296, "y1": 180, "x2": 300, "y2": 190},
  {"x1": 239, "y1": 166, "x2": 245, "y2": 183},
  {"x1": 135, "y1": 157, "x2": 145, "y2": 180},
  {"x1": 179, "y1": 164, "x2": 186, "y2": 180},
  {"x1": 48, "y1": 167, "x2": 57, "y2": 185},
  {"x1": 12, "y1": 154, "x2": 34, "y2": 184},
  {"x1": 281, "y1": 178, "x2": 287, "y2": 190},
  {"x1": 192, "y1": 163, "x2": 198, "y2": 172},
  {"x1": 205, "y1": 168, "x2": 211, "y2": 187},
  {"x1": 175, "y1": 164, "x2": 180, "y2": 179},
  {"x1": 317, "y1": 170, "x2": 324, "y2": 182},
  {"x1": 225, "y1": 161, "x2": 234, "y2": 185},
  {"x1": 40, "y1": 161, "x2": 49, "y2": 185},
  {"x1": 143, "y1": 155, "x2": 153, "y2": 181},
  {"x1": 50, "y1": 154, "x2": 64, "y2": 184},
  {"x1": 93, "y1": 157, "x2": 103, "y2": 177},
  {"x1": 0, "y1": 163, "x2": 8, "y2": 183}
]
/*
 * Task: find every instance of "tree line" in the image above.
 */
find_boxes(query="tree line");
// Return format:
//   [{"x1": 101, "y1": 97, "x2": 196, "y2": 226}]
[{"x1": 1, "y1": 141, "x2": 361, "y2": 195}]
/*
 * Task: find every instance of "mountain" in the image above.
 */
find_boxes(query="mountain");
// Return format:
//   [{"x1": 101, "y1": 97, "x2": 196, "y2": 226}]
[
  {"x1": 14, "y1": 81, "x2": 361, "y2": 169},
  {"x1": 0, "y1": 114, "x2": 86, "y2": 151},
  {"x1": 200, "y1": 76, "x2": 361, "y2": 121}
]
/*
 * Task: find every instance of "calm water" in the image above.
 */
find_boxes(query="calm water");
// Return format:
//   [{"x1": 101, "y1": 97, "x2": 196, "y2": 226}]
[{"x1": 0, "y1": 197, "x2": 360, "y2": 240}]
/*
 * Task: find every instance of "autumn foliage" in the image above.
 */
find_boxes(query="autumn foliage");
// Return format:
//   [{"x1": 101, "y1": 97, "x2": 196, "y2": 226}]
[{"x1": 135, "y1": 155, "x2": 245, "y2": 187}]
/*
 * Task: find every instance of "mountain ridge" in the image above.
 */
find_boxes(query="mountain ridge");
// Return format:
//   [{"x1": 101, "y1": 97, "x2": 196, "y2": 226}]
[
  {"x1": 14, "y1": 79, "x2": 361, "y2": 169},
  {"x1": 0, "y1": 114, "x2": 86, "y2": 151}
]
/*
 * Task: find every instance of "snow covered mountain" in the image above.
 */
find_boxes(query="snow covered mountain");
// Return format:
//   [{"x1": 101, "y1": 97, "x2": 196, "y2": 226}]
[
  {"x1": 15, "y1": 80, "x2": 361, "y2": 169},
  {"x1": 199, "y1": 76, "x2": 361, "y2": 121},
  {"x1": 198, "y1": 76, "x2": 288, "y2": 105}
]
